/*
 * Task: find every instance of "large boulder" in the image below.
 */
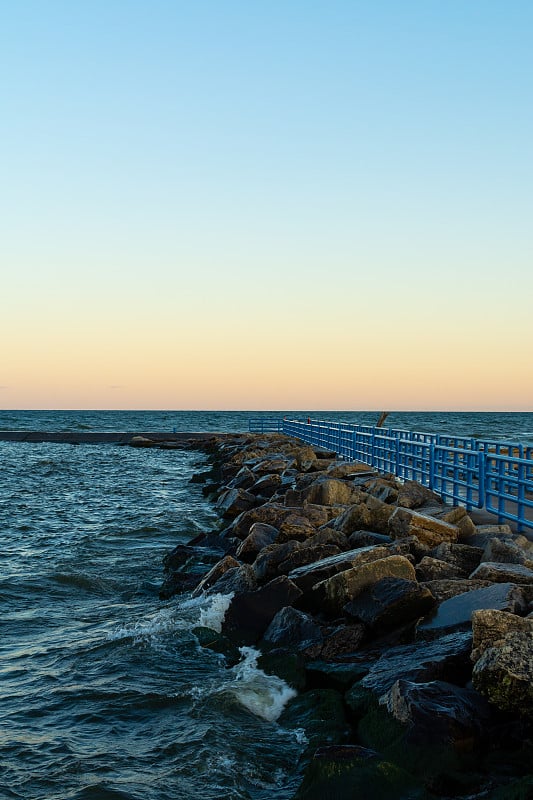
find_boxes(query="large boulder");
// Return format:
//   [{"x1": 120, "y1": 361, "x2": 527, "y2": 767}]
[
  {"x1": 388, "y1": 507, "x2": 459, "y2": 547},
  {"x1": 191, "y1": 555, "x2": 240, "y2": 596},
  {"x1": 253, "y1": 540, "x2": 302, "y2": 582},
  {"x1": 319, "y1": 624, "x2": 366, "y2": 662},
  {"x1": 221, "y1": 576, "x2": 303, "y2": 643},
  {"x1": 293, "y1": 745, "x2": 425, "y2": 800},
  {"x1": 397, "y1": 481, "x2": 443, "y2": 510},
  {"x1": 415, "y1": 556, "x2": 461, "y2": 582},
  {"x1": 380, "y1": 679, "x2": 492, "y2": 746},
  {"x1": 419, "y1": 583, "x2": 527, "y2": 633},
  {"x1": 358, "y1": 630, "x2": 473, "y2": 696},
  {"x1": 302, "y1": 477, "x2": 356, "y2": 506},
  {"x1": 249, "y1": 473, "x2": 282, "y2": 498},
  {"x1": 216, "y1": 487, "x2": 256, "y2": 518},
  {"x1": 482, "y1": 537, "x2": 533, "y2": 569},
  {"x1": 471, "y1": 608, "x2": 533, "y2": 661},
  {"x1": 469, "y1": 562, "x2": 533, "y2": 584},
  {"x1": 472, "y1": 626, "x2": 533, "y2": 716},
  {"x1": 344, "y1": 577, "x2": 435, "y2": 632},
  {"x1": 332, "y1": 495, "x2": 395, "y2": 535},
  {"x1": 208, "y1": 564, "x2": 257, "y2": 595},
  {"x1": 317, "y1": 555, "x2": 416, "y2": 615},
  {"x1": 278, "y1": 513, "x2": 317, "y2": 542},
  {"x1": 235, "y1": 522, "x2": 280, "y2": 562},
  {"x1": 430, "y1": 541, "x2": 484, "y2": 576},
  {"x1": 288, "y1": 546, "x2": 394, "y2": 592},
  {"x1": 277, "y1": 544, "x2": 342, "y2": 574},
  {"x1": 420, "y1": 578, "x2": 493, "y2": 603},
  {"x1": 262, "y1": 606, "x2": 323, "y2": 650}
]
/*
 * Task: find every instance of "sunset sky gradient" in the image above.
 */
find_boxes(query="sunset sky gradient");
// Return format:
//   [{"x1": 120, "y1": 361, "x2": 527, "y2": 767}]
[{"x1": 1, "y1": 1, "x2": 532, "y2": 410}]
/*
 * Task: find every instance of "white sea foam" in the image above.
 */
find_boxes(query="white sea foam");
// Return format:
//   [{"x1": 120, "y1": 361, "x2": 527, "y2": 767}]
[
  {"x1": 197, "y1": 592, "x2": 233, "y2": 633},
  {"x1": 224, "y1": 646, "x2": 297, "y2": 723},
  {"x1": 107, "y1": 592, "x2": 233, "y2": 642}
]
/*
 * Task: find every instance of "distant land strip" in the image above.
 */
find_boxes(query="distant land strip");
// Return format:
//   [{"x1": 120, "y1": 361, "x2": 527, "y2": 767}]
[{"x1": 0, "y1": 431, "x2": 229, "y2": 445}]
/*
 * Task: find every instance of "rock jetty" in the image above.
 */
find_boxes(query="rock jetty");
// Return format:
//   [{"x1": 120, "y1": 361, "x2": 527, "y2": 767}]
[{"x1": 154, "y1": 432, "x2": 533, "y2": 799}]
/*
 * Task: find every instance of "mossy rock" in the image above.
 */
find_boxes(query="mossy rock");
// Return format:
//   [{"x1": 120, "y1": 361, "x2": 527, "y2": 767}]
[
  {"x1": 491, "y1": 776, "x2": 533, "y2": 800},
  {"x1": 257, "y1": 650, "x2": 307, "y2": 691},
  {"x1": 293, "y1": 745, "x2": 429, "y2": 800},
  {"x1": 192, "y1": 626, "x2": 241, "y2": 665},
  {"x1": 279, "y1": 688, "x2": 352, "y2": 755},
  {"x1": 305, "y1": 660, "x2": 369, "y2": 692},
  {"x1": 356, "y1": 700, "x2": 483, "y2": 794}
]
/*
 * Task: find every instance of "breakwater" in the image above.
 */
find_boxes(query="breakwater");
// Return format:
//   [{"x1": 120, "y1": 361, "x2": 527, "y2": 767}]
[
  {"x1": 162, "y1": 430, "x2": 533, "y2": 798},
  {"x1": 0, "y1": 430, "x2": 225, "y2": 445}
]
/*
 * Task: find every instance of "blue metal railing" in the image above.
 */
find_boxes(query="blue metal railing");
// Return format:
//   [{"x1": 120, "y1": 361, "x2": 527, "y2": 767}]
[
  {"x1": 248, "y1": 417, "x2": 533, "y2": 532},
  {"x1": 248, "y1": 418, "x2": 284, "y2": 433}
]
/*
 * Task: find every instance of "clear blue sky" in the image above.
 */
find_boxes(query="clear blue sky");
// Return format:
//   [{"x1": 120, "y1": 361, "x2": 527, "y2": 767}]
[{"x1": 1, "y1": 1, "x2": 532, "y2": 409}]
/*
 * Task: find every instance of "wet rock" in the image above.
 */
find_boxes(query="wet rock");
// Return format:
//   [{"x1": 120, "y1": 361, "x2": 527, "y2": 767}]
[
  {"x1": 482, "y1": 537, "x2": 533, "y2": 569},
  {"x1": 293, "y1": 744, "x2": 425, "y2": 800},
  {"x1": 331, "y1": 495, "x2": 395, "y2": 535},
  {"x1": 475, "y1": 523, "x2": 514, "y2": 538},
  {"x1": 419, "y1": 583, "x2": 527, "y2": 633},
  {"x1": 193, "y1": 626, "x2": 242, "y2": 665},
  {"x1": 230, "y1": 503, "x2": 296, "y2": 539},
  {"x1": 288, "y1": 546, "x2": 393, "y2": 592},
  {"x1": 229, "y1": 466, "x2": 255, "y2": 490},
  {"x1": 397, "y1": 481, "x2": 443, "y2": 509},
  {"x1": 303, "y1": 477, "x2": 356, "y2": 506},
  {"x1": 347, "y1": 530, "x2": 393, "y2": 549},
  {"x1": 162, "y1": 543, "x2": 195, "y2": 572},
  {"x1": 360, "y1": 630, "x2": 473, "y2": 696},
  {"x1": 159, "y1": 570, "x2": 200, "y2": 600},
  {"x1": 278, "y1": 688, "x2": 351, "y2": 753},
  {"x1": 208, "y1": 563, "x2": 257, "y2": 595},
  {"x1": 431, "y1": 541, "x2": 484, "y2": 576},
  {"x1": 222, "y1": 575, "x2": 303, "y2": 643},
  {"x1": 249, "y1": 473, "x2": 282, "y2": 498},
  {"x1": 277, "y1": 544, "x2": 341, "y2": 574},
  {"x1": 300, "y1": 504, "x2": 341, "y2": 527},
  {"x1": 278, "y1": 513, "x2": 317, "y2": 542},
  {"x1": 421, "y1": 578, "x2": 493, "y2": 603},
  {"x1": 191, "y1": 555, "x2": 240, "y2": 596},
  {"x1": 253, "y1": 541, "x2": 302, "y2": 582},
  {"x1": 381, "y1": 679, "x2": 492, "y2": 745},
  {"x1": 318, "y1": 555, "x2": 416, "y2": 615},
  {"x1": 327, "y1": 462, "x2": 377, "y2": 478},
  {"x1": 320, "y1": 624, "x2": 366, "y2": 661},
  {"x1": 344, "y1": 577, "x2": 435, "y2": 631},
  {"x1": 293, "y1": 446, "x2": 318, "y2": 472},
  {"x1": 361, "y1": 476, "x2": 399, "y2": 504},
  {"x1": 389, "y1": 507, "x2": 459, "y2": 547},
  {"x1": 250, "y1": 455, "x2": 294, "y2": 475},
  {"x1": 262, "y1": 606, "x2": 323, "y2": 649},
  {"x1": 472, "y1": 630, "x2": 533, "y2": 716},
  {"x1": 216, "y1": 487, "x2": 256, "y2": 519},
  {"x1": 416, "y1": 556, "x2": 461, "y2": 582},
  {"x1": 471, "y1": 608, "x2": 533, "y2": 661},
  {"x1": 235, "y1": 522, "x2": 280, "y2": 562},
  {"x1": 469, "y1": 561, "x2": 533, "y2": 584},
  {"x1": 306, "y1": 528, "x2": 349, "y2": 550}
]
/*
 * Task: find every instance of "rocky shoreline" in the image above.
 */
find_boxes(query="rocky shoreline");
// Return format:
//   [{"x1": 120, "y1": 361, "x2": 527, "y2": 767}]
[{"x1": 149, "y1": 432, "x2": 533, "y2": 799}]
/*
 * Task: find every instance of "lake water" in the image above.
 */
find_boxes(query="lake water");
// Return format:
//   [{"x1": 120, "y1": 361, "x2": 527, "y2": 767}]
[{"x1": 1, "y1": 410, "x2": 532, "y2": 798}]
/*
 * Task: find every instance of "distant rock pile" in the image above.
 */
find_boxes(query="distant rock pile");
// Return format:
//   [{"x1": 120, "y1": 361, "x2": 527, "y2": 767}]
[{"x1": 161, "y1": 432, "x2": 533, "y2": 799}]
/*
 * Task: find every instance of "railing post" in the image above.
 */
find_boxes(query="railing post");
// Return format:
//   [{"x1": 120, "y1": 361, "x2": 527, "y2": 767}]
[
  {"x1": 429, "y1": 443, "x2": 435, "y2": 490},
  {"x1": 478, "y1": 449, "x2": 485, "y2": 510},
  {"x1": 371, "y1": 429, "x2": 376, "y2": 468}
]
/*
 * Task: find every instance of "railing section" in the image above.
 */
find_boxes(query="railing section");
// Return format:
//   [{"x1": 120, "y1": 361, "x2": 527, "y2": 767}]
[{"x1": 248, "y1": 417, "x2": 533, "y2": 532}]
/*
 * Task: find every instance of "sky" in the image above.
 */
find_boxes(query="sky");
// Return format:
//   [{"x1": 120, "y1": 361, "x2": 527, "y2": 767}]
[{"x1": 1, "y1": 0, "x2": 532, "y2": 411}]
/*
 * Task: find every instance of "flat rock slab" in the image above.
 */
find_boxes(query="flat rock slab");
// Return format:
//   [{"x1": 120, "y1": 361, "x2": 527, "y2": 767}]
[
  {"x1": 360, "y1": 630, "x2": 473, "y2": 696},
  {"x1": 470, "y1": 561, "x2": 533, "y2": 584},
  {"x1": 344, "y1": 577, "x2": 435, "y2": 631},
  {"x1": 288, "y1": 545, "x2": 392, "y2": 592},
  {"x1": 419, "y1": 582, "x2": 527, "y2": 632}
]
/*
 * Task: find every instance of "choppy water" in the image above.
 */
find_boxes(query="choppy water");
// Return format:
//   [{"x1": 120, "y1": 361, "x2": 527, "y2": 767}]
[{"x1": 1, "y1": 410, "x2": 532, "y2": 799}]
